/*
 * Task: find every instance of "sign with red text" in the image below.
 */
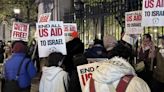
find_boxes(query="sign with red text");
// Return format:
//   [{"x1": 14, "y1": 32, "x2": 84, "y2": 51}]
[
  {"x1": 38, "y1": 13, "x2": 51, "y2": 23},
  {"x1": 77, "y1": 62, "x2": 100, "y2": 91},
  {"x1": 142, "y1": 0, "x2": 164, "y2": 26},
  {"x1": 36, "y1": 21, "x2": 67, "y2": 57},
  {"x1": 64, "y1": 23, "x2": 77, "y2": 42},
  {"x1": 11, "y1": 22, "x2": 29, "y2": 41},
  {"x1": 125, "y1": 10, "x2": 143, "y2": 34}
]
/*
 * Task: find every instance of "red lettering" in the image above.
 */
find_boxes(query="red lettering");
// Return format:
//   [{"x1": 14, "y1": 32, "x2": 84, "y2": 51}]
[
  {"x1": 127, "y1": 16, "x2": 132, "y2": 22},
  {"x1": 39, "y1": 29, "x2": 48, "y2": 37},
  {"x1": 70, "y1": 26, "x2": 76, "y2": 31},
  {"x1": 156, "y1": 0, "x2": 164, "y2": 7},
  {"x1": 81, "y1": 73, "x2": 93, "y2": 86},
  {"x1": 64, "y1": 26, "x2": 69, "y2": 31},
  {"x1": 145, "y1": 0, "x2": 154, "y2": 8},
  {"x1": 14, "y1": 24, "x2": 19, "y2": 30},
  {"x1": 14, "y1": 23, "x2": 28, "y2": 31},
  {"x1": 13, "y1": 31, "x2": 27, "y2": 38},
  {"x1": 81, "y1": 75, "x2": 86, "y2": 86},
  {"x1": 133, "y1": 15, "x2": 142, "y2": 21},
  {"x1": 39, "y1": 16, "x2": 49, "y2": 22},
  {"x1": 51, "y1": 28, "x2": 63, "y2": 36}
]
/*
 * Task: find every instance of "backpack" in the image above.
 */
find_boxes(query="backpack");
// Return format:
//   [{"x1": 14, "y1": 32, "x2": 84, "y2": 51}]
[
  {"x1": 3, "y1": 56, "x2": 27, "y2": 92},
  {"x1": 89, "y1": 75, "x2": 134, "y2": 92}
]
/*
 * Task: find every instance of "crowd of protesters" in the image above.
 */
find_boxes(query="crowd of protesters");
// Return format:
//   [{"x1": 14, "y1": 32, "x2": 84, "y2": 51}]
[{"x1": 0, "y1": 32, "x2": 163, "y2": 92}]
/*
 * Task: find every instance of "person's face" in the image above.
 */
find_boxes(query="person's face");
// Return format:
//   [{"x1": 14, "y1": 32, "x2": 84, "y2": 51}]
[{"x1": 143, "y1": 36, "x2": 150, "y2": 45}]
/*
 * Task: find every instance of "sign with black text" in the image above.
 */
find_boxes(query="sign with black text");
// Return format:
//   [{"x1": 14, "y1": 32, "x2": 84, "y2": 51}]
[
  {"x1": 36, "y1": 21, "x2": 67, "y2": 57},
  {"x1": 142, "y1": 0, "x2": 164, "y2": 26},
  {"x1": 125, "y1": 10, "x2": 143, "y2": 34},
  {"x1": 77, "y1": 63, "x2": 100, "y2": 91},
  {"x1": 64, "y1": 23, "x2": 78, "y2": 42}
]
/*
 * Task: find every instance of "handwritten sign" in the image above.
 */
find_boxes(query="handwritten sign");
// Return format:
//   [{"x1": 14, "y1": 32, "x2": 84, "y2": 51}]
[
  {"x1": 38, "y1": 13, "x2": 51, "y2": 23},
  {"x1": 11, "y1": 22, "x2": 29, "y2": 41}
]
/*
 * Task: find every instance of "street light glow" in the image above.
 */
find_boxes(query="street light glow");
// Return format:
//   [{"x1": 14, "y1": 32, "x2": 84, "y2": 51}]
[{"x1": 13, "y1": 8, "x2": 20, "y2": 14}]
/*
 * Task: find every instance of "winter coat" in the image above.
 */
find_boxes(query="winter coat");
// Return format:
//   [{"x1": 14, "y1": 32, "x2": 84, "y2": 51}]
[
  {"x1": 85, "y1": 44, "x2": 107, "y2": 58},
  {"x1": 83, "y1": 57, "x2": 151, "y2": 92},
  {"x1": 4, "y1": 53, "x2": 37, "y2": 88},
  {"x1": 153, "y1": 48, "x2": 164, "y2": 83},
  {"x1": 39, "y1": 66, "x2": 69, "y2": 92}
]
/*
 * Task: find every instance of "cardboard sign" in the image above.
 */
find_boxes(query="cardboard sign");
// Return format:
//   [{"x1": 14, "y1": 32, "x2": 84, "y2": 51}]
[
  {"x1": 63, "y1": 23, "x2": 77, "y2": 42},
  {"x1": 11, "y1": 22, "x2": 29, "y2": 41},
  {"x1": 125, "y1": 10, "x2": 143, "y2": 34},
  {"x1": 38, "y1": 13, "x2": 51, "y2": 23},
  {"x1": 36, "y1": 21, "x2": 67, "y2": 57},
  {"x1": 142, "y1": 0, "x2": 164, "y2": 26},
  {"x1": 77, "y1": 63, "x2": 100, "y2": 91}
]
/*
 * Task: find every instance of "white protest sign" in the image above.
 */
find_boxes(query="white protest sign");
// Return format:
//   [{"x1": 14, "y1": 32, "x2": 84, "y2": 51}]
[
  {"x1": 142, "y1": 0, "x2": 164, "y2": 27},
  {"x1": 125, "y1": 10, "x2": 143, "y2": 34},
  {"x1": 38, "y1": 13, "x2": 51, "y2": 23},
  {"x1": 36, "y1": 21, "x2": 67, "y2": 58},
  {"x1": 77, "y1": 62, "x2": 100, "y2": 91},
  {"x1": 11, "y1": 22, "x2": 29, "y2": 41},
  {"x1": 64, "y1": 23, "x2": 78, "y2": 42},
  {"x1": 122, "y1": 34, "x2": 138, "y2": 45}
]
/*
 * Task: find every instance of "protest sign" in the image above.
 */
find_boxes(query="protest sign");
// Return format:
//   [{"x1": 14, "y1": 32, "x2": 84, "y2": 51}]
[
  {"x1": 142, "y1": 0, "x2": 164, "y2": 26},
  {"x1": 63, "y1": 23, "x2": 78, "y2": 42},
  {"x1": 11, "y1": 22, "x2": 29, "y2": 41},
  {"x1": 122, "y1": 34, "x2": 138, "y2": 45},
  {"x1": 77, "y1": 62, "x2": 100, "y2": 91},
  {"x1": 36, "y1": 21, "x2": 67, "y2": 57},
  {"x1": 125, "y1": 10, "x2": 143, "y2": 34},
  {"x1": 38, "y1": 13, "x2": 51, "y2": 23}
]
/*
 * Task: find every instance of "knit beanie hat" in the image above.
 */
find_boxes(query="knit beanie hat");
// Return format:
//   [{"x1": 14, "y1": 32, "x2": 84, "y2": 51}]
[
  {"x1": 12, "y1": 41, "x2": 27, "y2": 53},
  {"x1": 103, "y1": 35, "x2": 117, "y2": 51}
]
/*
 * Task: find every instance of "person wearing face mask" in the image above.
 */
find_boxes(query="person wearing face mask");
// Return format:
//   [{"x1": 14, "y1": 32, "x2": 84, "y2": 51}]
[
  {"x1": 137, "y1": 34, "x2": 156, "y2": 87},
  {"x1": 151, "y1": 36, "x2": 164, "y2": 92}
]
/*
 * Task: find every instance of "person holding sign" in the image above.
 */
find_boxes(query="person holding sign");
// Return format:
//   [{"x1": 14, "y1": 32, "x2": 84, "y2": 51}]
[
  {"x1": 137, "y1": 34, "x2": 156, "y2": 86},
  {"x1": 39, "y1": 52, "x2": 69, "y2": 92},
  {"x1": 152, "y1": 36, "x2": 164, "y2": 92},
  {"x1": 83, "y1": 57, "x2": 151, "y2": 92},
  {"x1": 3, "y1": 41, "x2": 37, "y2": 92}
]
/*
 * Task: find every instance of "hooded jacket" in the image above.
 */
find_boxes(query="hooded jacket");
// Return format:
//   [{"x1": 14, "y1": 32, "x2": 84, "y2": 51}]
[
  {"x1": 4, "y1": 53, "x2": 36, "y2": 88},
  {"x1": 39, "y1": 66, "x2": 69, "y2": 92},
  {"x1": 83, "y1": 57, "x2": 151, "y2": 92}
]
